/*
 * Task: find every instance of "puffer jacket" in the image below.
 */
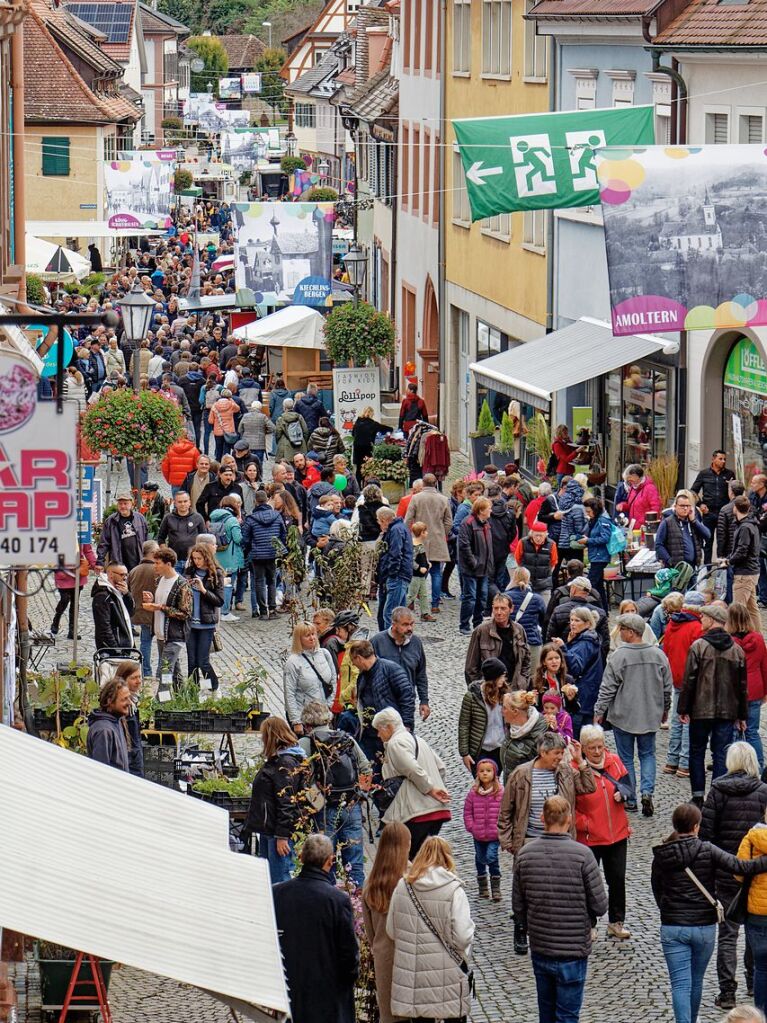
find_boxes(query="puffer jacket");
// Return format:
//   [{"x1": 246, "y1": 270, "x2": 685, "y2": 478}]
[
  {"x1": 357, "y1": 657, "x2": 416, "y2": 730},
  {"x1": 244, "y1": 747, "x2": 311, "y2": 838},
  {"x1": 678, "y1": 629, "x2": 748, "y2": 721},
  {"x1": 377, "y1": 518, "x2": 413, "y2": 585},
  {"x1": 209, "y1": 508, "x2": 244, "y2": 573},
  {"x1": 160, "y1": 438, "x2": 200, "y2": 487},
  {"x1": 617, "y1": 478, "x2": 661, "y2": 527},
  {"x1": 294, "y1": 392, "x2": 328, "y2": 434},
  {"x1": 562, "y1": 630, "x2": 604, "y2": 716},
  {"x1": 546, "y1": 597, "x2": 610, "y2": 661},
  {"x1": 661, "y1": 612, "x2": 704, "y2": 688},
  {"x1": 381, "y1": 727, "x2": 448, "y2": 825},
  {"x1": 498, "y1": 759, "x2": 596, "y2": 853},
  {"x1": 701, "y1": 772, "x2": 767, "y2": 884},
  {"x1": 208, "y1": 397, "x2": 238, "y2": 436},
  {"x1": 575, "y1": 750, "x2": 630, "y2": 847},
  {"x1": 238, "y1": 410, "x2": 274, "y2": 451},
  {"x1": 738, "y1": 823, "x2": 767, "y2": 915},
  {"x1": 652, "y1": 835, "x2": 767, "y2": 925},
  {"x1": 506, "y1": 586, "x2": 546, "y2": 646},
  {"x1": 560, "y1": 499, "x2": 587, "y2": 551},
  {"x1": 458, "y1": 683, "x2": 497, "y2": 760},
  {"x1": 387, "y1": 867, "x2": 474, "y2": 1020},
  {"x1": 512, "y1": 834, "x2": 608, "y2": 959},
  {"x1": 586, "y1": 513, "x2": 613, "y2": 564},
  {"x1": 732, "y1": 631, "x2": 767, "y2": 702},
  {"x1": 308, "y1": 426, "x2": 343, "y2": 465},
  {"x1": 463, "y1": 762, "x2": 503, "y2": 842},
  {"x1": 464, "y1": 618, "x2": 531, "y2": 691},
  {"x1": 500, "y1": 709, "x2": 549, "y2": 779},
  {"x1": 241, "y1": 503, "x2": 287, "y2": 562}
]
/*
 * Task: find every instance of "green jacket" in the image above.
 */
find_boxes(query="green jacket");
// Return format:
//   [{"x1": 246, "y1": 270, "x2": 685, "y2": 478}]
[
  {"x1": 458, "y1": 683, "x2": 493, "y2": 760},
  {"x1": 500, "y1": 711, "x2": 549, "y2": 781}
]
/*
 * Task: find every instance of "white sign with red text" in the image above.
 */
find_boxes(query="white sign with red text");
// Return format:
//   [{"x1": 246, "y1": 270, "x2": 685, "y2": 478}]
[{"x1": 0, "y1": 351, "x2": 78, "y2": 567}]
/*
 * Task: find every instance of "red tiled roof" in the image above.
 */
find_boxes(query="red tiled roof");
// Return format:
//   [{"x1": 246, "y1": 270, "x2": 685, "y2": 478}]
[
  {"x1": 528, "y1": 0, "x2": 663, "y2": 17},
  {"x1": 653, "y1": 0, "x2": 767, "y2": 45},
  {"x1": 216, "y1": 33, "x2": 265, "y2": 68}
]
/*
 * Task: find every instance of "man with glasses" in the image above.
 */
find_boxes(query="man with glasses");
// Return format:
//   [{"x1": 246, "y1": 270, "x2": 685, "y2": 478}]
[
  {"x1": 92, "y1": 563, "x2": 136, "y2": 652},
  {"x1": 655, "y1": 492, "x2": 711, "y2": 572}
]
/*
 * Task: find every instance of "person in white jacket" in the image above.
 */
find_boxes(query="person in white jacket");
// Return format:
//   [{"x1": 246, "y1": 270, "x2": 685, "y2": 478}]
[
  {"x1": 373, "y1": 707, "x2": 450, "y2": 856},
  {"x1": 386, "y1": 835, "x2": 475, "y2": 1023},
  {"x1": 283, "y1": 622, "x2": 336, "y2": 734}
]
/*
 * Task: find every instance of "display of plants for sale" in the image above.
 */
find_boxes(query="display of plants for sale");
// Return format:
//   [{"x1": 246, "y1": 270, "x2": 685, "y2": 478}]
[
  {"x1": 152, "y1": 666, "x2": 269, "y2": 733},
  {"x1": 32, "y1": 666, "x2": 98, "y2": 750},
  {"x1": 361, "y1": 441, "x2": 409, "y2": 503},
  {"x1": 189, "y1": 759, "x2": 261, "y2": 811}
]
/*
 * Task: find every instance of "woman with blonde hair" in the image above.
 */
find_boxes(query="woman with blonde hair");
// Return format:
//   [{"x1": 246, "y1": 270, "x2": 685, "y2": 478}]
[
  {"x1": 724, "y1": 1008, "x2": 765, "y2": 1022},
  {"x1": 609, "y1": 599, "x2": 658, "y2": 651},
  {"x1": 352, "y1": 405, "x2": 386, "y2": 482},
  {"x1": 506, "y1": 566, "x2": 547, "y2": 673},
  {"x1": 362, "y1": 823, "x2": 411, "y2": 1023},
  {"x1": 500, "y1": 689, "x2": 547, "y2": 780},
  {"x1": 283, "y1": 621, "x2": 337, "y2": 734},
  {"x1": 387, "y1": 836, "x2": 475, "y2": 1023}
]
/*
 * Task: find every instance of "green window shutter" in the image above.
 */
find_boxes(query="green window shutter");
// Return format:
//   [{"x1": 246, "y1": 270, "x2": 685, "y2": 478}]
[{"x1": 42, "y1": 136, "x2": 70, "y2": 176}]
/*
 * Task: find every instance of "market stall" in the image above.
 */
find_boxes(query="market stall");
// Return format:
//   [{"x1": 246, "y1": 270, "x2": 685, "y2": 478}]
[{"x1": 232, "y1": 306, "x2": 329, "y2": 394}]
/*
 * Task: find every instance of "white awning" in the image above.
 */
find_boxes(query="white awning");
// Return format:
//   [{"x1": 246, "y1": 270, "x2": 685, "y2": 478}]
[
  {"x1": 232, "y1": 305, "x2": 326, "y2": 350},
  {"x1": 470, "y1": 317, "x2": 679, "y2": 409},
  {"x1": 0, "y1": 726, "x2": 289, "y2": 1022},
  {"x1": 26, "y1": 221, "x2": 167, "y2": 239}
]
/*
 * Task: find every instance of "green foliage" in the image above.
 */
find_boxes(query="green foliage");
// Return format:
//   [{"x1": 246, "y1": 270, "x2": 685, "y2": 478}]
[
  {"x1": 26, "y1": 274, "x2": 45, "y2": 305},
  {"x1": 205, "y1": 0, "x2": 251, "y2": 33},
  {"x1": 255, "y1": 47, "x2": 289, "y2": 121},
  {"x1": 361, "y1": 456, "x2": 408, "y2": 484},
  {"x1": 174, "y1": 168, "x2": 194, "y2": 191},
  {"x1": 155, "y1": 669, "x2": 265, "y2": 715},
  {"x1": 280, "y1": 155, "x2": 306, "y2": 176},
  {"x1": 526, "y1": 412, "x2": 551, "y2": 461},
  {"x1": 472, "y1": 399, "x2": 495, "y2": 438},
  {"x1": 304, "y1": 186, "x2": 339, "y2": 201},
  {"x1": 192, "y1": 761, "x2": 259, "y2": 796},
  {"x1": 63, "y1": 272, "x2": 105, "y2": 298},
  {"x1": 187, "y1": 36, "x2": 228, "y2": 95},
  {"x1": 157, "y1": 0, "x2": 199, "y2": 31},
  {"x1": 82, "y1": 389, "x2": 185, "y2": 462},
  {"x1": 371, "y1": 442, "x2": 403, "y2": 463},
  {"x1": 310, "y1": 530, "x2": 369, "y2": 613},
  {"x1": 323, "y1": 301, "x2": 396, "y2": 367},
  {"x1": 495, "y1": 411, "x2": 515, "y2": 454}
]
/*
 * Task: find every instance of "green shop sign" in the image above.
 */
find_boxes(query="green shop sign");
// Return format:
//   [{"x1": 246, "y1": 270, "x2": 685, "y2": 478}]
[{"x1": 725, "y1": 338, "x2": 767, "y2": 395}]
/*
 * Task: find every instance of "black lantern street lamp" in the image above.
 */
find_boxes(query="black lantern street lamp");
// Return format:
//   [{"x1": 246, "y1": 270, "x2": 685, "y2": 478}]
[
  {"x1": 119, "y1": 279, "x2": 155, "y2": 490},
  {"x1": 342, "y1": 244, "x2": 367, "y2": 305}
]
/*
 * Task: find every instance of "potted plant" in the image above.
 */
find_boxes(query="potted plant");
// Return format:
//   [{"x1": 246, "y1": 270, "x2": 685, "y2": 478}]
[
  {"x1": 152, "y1": 670, "x2": 268, "y2": 733},
  {"x1": 81, "y1": 390, "x2": 185, "y2": 477},
  {"x1": 526, "y1": 412, "x2": 552, "y2": 477},
  {"x1": 361, "y1": 441, "x2": 408, "y2": 503},
  {"x1": 323, "y1": 301, "x2": 396, "y2": 368},
  {"x1": 488, "y1": 411, "x2": 516, "y2": 470},
  {"x1": 36, "y1": 942, "x2": 114, "y2": 1012},
  {"x1": 470, "y1": 399, "x2": 496, "y2": 472},
  {"x1": 648, "y1": 453, "x2": 680, "y2": 509},
  {"x1": 189, "y1": 761, "x2": 260, "y2": 814},
  {"x1": 31, "y1": 666, "x2": 97, "y2": 744}
]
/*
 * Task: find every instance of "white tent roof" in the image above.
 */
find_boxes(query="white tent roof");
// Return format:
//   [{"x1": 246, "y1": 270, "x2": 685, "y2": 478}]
[
  {"x1": 26, "y1": 221, "x2": 167, "y2": 239},
  {"x1": 0, "y1": 726, "x2": 289, "y2": 1022},
  {"x1": 26, "y1": 235, "x2": 91, "y2": 281},
  {"x1": 232, "y1": 305, "x2": 326, "y2": 350}
]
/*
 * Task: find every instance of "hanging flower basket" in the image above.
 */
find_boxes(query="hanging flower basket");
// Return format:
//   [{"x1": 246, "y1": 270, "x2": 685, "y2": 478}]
[{"x1": 81, "y1": 389, "x2": 185, "y2": 462}]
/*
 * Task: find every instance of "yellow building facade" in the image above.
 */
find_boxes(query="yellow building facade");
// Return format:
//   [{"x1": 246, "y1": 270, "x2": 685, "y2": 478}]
[{"x1": 443, "y1": 0, "x2": 550, "y2": 453}]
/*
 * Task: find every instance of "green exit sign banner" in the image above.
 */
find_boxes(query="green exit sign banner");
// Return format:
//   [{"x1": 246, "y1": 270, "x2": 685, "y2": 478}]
[{"x1": 452, "y1": 106, "x2": 655, "y2": 221}]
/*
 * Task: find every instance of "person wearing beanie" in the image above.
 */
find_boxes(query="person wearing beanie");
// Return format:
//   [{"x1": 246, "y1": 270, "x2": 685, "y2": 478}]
[
  {"x1": 662, "y1": 591, "x2": 706, "y2": 780},
  {"x1": 463, "y1": 757, "x2": 504, "y2": 901},
  {"x1": 679, "y1": 603, "x2": 748, "y2": 804},
  {"x1": 513, "y1": 522, "x2": 558, "y2": 604},
  {"x1": 458, "y1": 657, "x2": 507, "y2": 776},
  {"x1": 541, "y1": 691, "x2": 573, "y2": 742}
]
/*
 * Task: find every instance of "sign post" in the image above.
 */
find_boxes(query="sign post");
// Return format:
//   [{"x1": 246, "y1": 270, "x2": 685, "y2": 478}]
[{"x1": 332, "y1": 368, "x2": 381, "y2": 437}]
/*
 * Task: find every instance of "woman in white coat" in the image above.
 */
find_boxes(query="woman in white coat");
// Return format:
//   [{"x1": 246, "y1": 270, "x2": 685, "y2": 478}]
[
  {"x1": 386, "y1": 835, "x2": 475, "y2": 1023},
  {"x1": 283, "y1": 621, "x2": 336, "y2": 735}
]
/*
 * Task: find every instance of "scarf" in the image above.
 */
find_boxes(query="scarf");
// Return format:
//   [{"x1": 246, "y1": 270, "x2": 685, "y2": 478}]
[
  {"x1": 588, "y1": 753, "x2": 606, "y2": 770},
  {"x1": 99, "y1": 577, "x2": 133, "y2": 641},
  {"x1": 507, "y1": 705, "x2": 541, "y2": 740}
]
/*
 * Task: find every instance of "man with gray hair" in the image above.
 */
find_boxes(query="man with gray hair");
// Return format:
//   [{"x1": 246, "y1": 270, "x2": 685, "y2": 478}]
[
  {"x1": 272, "y1": 831, "x2": 359, "y2": 1023},
  {"x1": 594, "y1": 613, "x2": 673, "y2": 817},
  {"x1": 372, "y1": 607, "x2": 430, "y2": 720},
  {"x1": 297, "y1": 701, "x2": 371, "y2": 888}
]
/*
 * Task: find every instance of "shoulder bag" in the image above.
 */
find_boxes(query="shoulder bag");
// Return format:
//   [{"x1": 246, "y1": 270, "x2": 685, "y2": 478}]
[
  {"x1": 405, "y1": 881, "x2": 475, "y2": 997},
  {"x1": 595, "y1": 767, "x2": 633, "y2": 804},
  {"x1": 214, "y1": 405, "x2": 238, "y2": 447},
  {"x1": 372, "y1": 734, "x2": 419, "y2": 813},
  {"x1": 684, "y1": 866, "x2": 725, "y2": 924},
  {"x1": 514, "y1": 591, "x2": 534, "y2": 623},
  {"x1": 726, "y1": 839, "x2": 755, "y2": 924},
  {"x1": 302, "y1": 651, "x2": 334, "y2": 699}
]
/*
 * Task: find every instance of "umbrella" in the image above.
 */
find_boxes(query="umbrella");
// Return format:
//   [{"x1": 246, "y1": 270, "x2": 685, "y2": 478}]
[
  {"x1": 211, "y1": 254, "x2": 235, "y2": 273},
  {"x1": 25, "y1": 235, "x2": 90, "y2": 281}
]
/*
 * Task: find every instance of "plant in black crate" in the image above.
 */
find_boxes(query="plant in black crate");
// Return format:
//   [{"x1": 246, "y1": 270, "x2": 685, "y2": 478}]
[{"x1": 470, "y1": 399, "x2": 496, "y2": 472}]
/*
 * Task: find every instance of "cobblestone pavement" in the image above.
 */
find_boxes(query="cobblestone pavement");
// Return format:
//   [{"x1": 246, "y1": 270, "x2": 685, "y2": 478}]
[{"x1": 23, "y1": 453, "x2": 763, "y2": 1023}]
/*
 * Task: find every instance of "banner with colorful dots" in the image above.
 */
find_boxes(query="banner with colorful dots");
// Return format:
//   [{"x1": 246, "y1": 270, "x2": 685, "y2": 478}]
[
  {"x1": 104, "y1": 150, "x2": 175, "y2": 230},
  {"x1": 231, "y1": 202, "x2": 336, "y2": 307},
  {"x1": 597, "y1": 144, "x2": 767, "y2": 336}
]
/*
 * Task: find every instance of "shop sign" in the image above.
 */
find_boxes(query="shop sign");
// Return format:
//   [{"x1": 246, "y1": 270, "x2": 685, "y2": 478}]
[
  {"x1": 732, "y1": 414, "x2": 745, "y2": 485},
  {"x1": 0, "y1": 351, "x2": 78, "y2": 567},
  {"x1": 333, "y1": 368, "x2": 381, "y2": 434},
  {"x1": 724, "y1": 337, "x2": 766, "y2": 395}
]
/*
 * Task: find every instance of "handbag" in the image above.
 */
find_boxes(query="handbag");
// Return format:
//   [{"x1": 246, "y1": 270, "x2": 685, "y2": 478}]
[
  {"x1": 685, "y1": 866, "x2": 725, "y2": 924},
  {"x1": 371, "y1": 735, "x2": 419, "y2": 813},
  {"x1": 211, "y1": 629, "x2": 223, "y2": 653},
  {"x1": 726, "y1": 839, "x2": 754, "y2": 924},
  {"x1": 214, "y1": 406, "x2": 238, "y2": 447},
  {"x1": 405, "y1": 881, "x2": 475, "y2": 998},
  {"x1": 302, "y1": 652, "x2": 334, "y2": 699},
  {"x1": 596, "y1": 767, "x2": 633, "y2": 803}
]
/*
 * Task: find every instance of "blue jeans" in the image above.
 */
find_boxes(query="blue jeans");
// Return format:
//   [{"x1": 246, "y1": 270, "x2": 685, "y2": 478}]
[
  {"x1": 222, "y1": 575, "x2": 233, "y2": 615},
  {"x1": 460, "y1": 575, "x2": 489, "y2": 631},
  {"x1": 746, "y1": 917, "x2": 767, "y2": 1015},
  {"x1": 428, "y1": 561, "x2": 443, "y2": 609},
  {"x1": 382, "y1": 578, "x2": 408, "y2": 630},
  {"x1": 139, "y1": 624, "x2": 154, "y2": 676},
  {"x1": 186, "y1": 626, "x2": 218, "y2": 689},
  {"x1": 612, "y1": 727, "x2": 656, "y2": 803},
  {"x1": 759, "y1": 552, "x2": 767, "y2": 603},
  {"x1": 318, "y1": 801, "x2": 365, "y2": 888},
  {"x1": 660, "y1": 924, "x2": 716, "y2": 1023},
  {"x1": 668, "y1": 689, "x2": 690, "y2": 770},
  {"x1": 473, "y1": 839, "x2": 500, "y2": 878},
  {"x1": 258, "y1": 835, "x2": 295, "y2": 884},
  {"x1": 742, "y1": 700, "x2": 765, "y2": 772},
  {"x1": 531, "y1": 954, "x2": 588, "y2": 1023},
  {"x1": 203, "y1": 418, "x2": 213, "y2": 455},
  {"x1": 689, "y1": 718, "x2": 733, "y2": 797}
]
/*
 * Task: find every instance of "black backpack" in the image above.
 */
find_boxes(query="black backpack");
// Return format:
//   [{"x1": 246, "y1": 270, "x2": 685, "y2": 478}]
[{"x1": 309, "y1": 730, "x2": 358, "y2": 803}]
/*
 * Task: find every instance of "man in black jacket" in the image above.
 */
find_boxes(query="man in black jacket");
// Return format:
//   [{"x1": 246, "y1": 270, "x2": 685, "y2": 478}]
[
  {"x1": 546, "y1": 577, "x2": 609, "y2": 661},
  {"x1": 727, "y1": 495, "x2": 762, "y2": 633},
  {"x1": 372, "y1": 607, "x2": 430, "y2": 720},
  {"x1": 92, "y1": 564, "x2": 136, "y2": 652},
  {"x1": 716, "y1": 481, "x2": 746, "y2": 602},
  {"x1": 487, "y1": 485, "x2": 518, "y2": 597},
  {"x1": 273, "y1": 834, "x2": 359, "y2": 1023},
  {"x1": 196, "y1": 465, "x2": 243, "y2": 521},
  {"x1": 157, "y1": 491, "x2": 205, "y2": 570},
  {"x1": 691, "y1": 450, "x2": 735, "y2": 563}
]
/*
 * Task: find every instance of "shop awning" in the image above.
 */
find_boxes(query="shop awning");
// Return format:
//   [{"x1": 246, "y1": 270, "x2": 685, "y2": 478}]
[
  {"x1": 232, "y1": 305, "x2": 326, "y2": 349},
  {"x1": 470, "y1": 317, "x2": 680, "y2": 409}
]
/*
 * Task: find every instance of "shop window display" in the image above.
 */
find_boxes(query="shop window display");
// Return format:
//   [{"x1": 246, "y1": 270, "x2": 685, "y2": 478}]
[
  {"x1": 606, "y1": 362, "x2": 671, "y2": 486},
  {"x1": 723, "y1": 336, "x2": 767, "y2": 479}
]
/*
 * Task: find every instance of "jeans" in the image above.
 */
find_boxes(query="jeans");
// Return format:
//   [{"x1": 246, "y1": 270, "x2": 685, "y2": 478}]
[
  {"x1": 759, "y1": 550, "x2": 767, "y2": 603},
  {"x1": 190, "y1": 410, "x2": 202, "y2": 449},
  {"x1": 460, "y1": 575, "x2": 489, "y2": 631},
  {"x1": 588, "y1": 561, "x2": 609, "y2": 613},
  {"x1": 382, "y1": 578, "x2": 408, "y2": 630},
  {"x1": 428, "y1": 561, "x2": 443, "y2": 609},
  {"x1": 253, "y1": 559, "x2": 277, "y2": 613},
  {"x1": 612, "y1": 727, "x2": 656, "y2": 803},
  {"x1": 743, "y1": 700, "x2": 765, "y2": 772},
  {"x1": 746, "y1": 916, "x2": 767, "y2": 1015},
  {"x1": 473, "y1": 839, "x2": 500, "y2": 878},
  {"x1": 222, "y1": 575, "x2": 234, "y2": 615},
  {"x1": 317, "y1": 801, "x2": 365, "y2": 888},
  {"x1": 689, "y1": 718, "x2": 734, "y2": 796},
  {"x1": 203, "y1": 418, "x2": 213, "y2": 456},
  {"x1": 667, "y1": 689, "x2": 690, "y2": 770},
  {"x1": 186, "y1": 627, "x2": 218, "y2": 690},
  {"x1": 139, "y1": 624, "x2": 154, "y2": 677},
  {"x1": 531, "y1": 954, "x2": 588, "y2": 1023},
  {"x1": 701, "y1": 512, "x2": 718, "y2": 565},
  {"x1": 661, "y1": 924, "x2": 716, "y2": 1023},
  {"x1": 258, "y1": 834, "x2": 294, "y2": 885},
  {"x1": 716, "y1": 876, "x2": 753, "y2": 996},
  {"x1": 156, "y1": 639, "x2": 184, "y2": 689},
  {"x1": 214, "y1": 434, "x2": 234, "y2": 462},
  {"x1": 591, "y1": 839, "x2": 627, "y2": 923}
]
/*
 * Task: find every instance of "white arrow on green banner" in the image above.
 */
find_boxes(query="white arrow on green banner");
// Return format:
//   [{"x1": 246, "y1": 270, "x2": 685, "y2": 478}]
[{"x1": 452, "y1": 106, "x2": 655, "y2": 221}]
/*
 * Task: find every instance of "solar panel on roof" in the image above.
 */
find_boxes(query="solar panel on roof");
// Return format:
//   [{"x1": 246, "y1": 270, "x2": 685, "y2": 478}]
[{"x1": 67, "y1": 2, "x2": 132, "y2": 42}]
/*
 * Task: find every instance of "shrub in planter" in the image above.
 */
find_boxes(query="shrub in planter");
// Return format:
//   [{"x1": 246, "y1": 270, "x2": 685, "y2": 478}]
[
  {"x1": 304, "y1": 186, "x2": 339, "y2": 201},
  {"x1": 280, "y1": 156, "x2": 307, "y2": 176},
  {"x1": 469, "y1": 399, "x2": 496, "y2": 471},
  {"x1": 323, "y1": 301, "x2": 396, "y2": 367},
  {"x1": 489, "y1": 411, "x2": 516, "y2": 469},
  {"x1": 81, "y1": 389, "x2": 185, "y2": 463},
  {"x1": 174, "y1": 168, "x2": 194, "y2": 191}
]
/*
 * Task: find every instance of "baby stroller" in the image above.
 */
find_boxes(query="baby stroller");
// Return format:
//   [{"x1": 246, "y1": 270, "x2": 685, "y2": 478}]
[
  {"x1": 636, "y1": 562, "x2": 695, "y2": 619},
  {"x1": 93, "y1": 646, "x2": 142, "y2": 685}
]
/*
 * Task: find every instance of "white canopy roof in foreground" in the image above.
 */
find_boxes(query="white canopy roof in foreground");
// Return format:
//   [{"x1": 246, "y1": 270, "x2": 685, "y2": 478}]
[
  {"x1": 232, "y1": 305, "x2": 326, "y2": 350},
  {"x1": 0, "y1": 726, "x2": 289, "y2": 1022},
  {"x1": 470, "y1": 317, "x2": 680, "y2": 410}
]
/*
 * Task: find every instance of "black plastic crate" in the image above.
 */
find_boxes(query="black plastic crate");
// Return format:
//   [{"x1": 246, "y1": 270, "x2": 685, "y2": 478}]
[
  {"x1": 33, "y1": 709, "x2": 83, "y2": 732},
  {"x1": 142, "y1": 743, "x2": 176, "y2": 787},
  {"x1": 153, "y1": 710, "x2": 201, "y2": 732},
  {"x1": 173, "y1": 748, "x2": 238, "y2": 780},
  {"x1": 187, "y1": 788, "x2": 250, "y2": 813}
]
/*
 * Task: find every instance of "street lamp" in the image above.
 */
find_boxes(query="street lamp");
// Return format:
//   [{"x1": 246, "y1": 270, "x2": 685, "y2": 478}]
[
  {"x1": 262, "y1": 20, "x2": 272, "y2": 47},
  {"x1": 318, "y1": 157, "x2": 330, "y2": 181},
  {"x1": 342, "y1": 244, "x2": 367, "y2": 305},
  {"x1": 119, "y1": 279, "x2": 155, "y2": 489},
  {"x1": 285, "y1": 131, "x2": 297, "y2": 156}
]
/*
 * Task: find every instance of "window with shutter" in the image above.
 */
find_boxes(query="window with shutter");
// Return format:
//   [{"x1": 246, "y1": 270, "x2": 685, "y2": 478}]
[
  {"x1": 740, "y1": 115, "x2": 764, "y2": 144},
  {"x1": 706, "y1": 112, "x2": 729, "y2": 144},
  {"x1": 42, "y1": 137, "x2": 70, "y2": 176}
]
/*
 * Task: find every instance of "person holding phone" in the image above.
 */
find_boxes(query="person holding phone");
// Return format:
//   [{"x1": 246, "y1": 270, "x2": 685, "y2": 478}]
[{"x1": 655, "y1": 491, "x2": 711, "y2": 571}]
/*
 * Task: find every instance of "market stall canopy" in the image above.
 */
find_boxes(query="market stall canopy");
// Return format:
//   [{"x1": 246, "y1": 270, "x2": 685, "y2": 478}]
[
  {"x1": 470, "y1": 317, "x2": 680, "y2": 410},
  {"x1": 26, "y1": 221, "x2": 167, "y2": 239},
  {"x1": 26, "y1": 236, "x2": 91, "y2": 281},
  {"x1": 0, "y1": 726, "x2": 289, "y2": 1023},
  {"x1": 232, "y1": 305, "x2": 326, "y2": 349}
]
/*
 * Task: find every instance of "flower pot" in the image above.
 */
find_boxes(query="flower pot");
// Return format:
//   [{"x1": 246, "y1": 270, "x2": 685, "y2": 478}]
[
  {"x1": 39, "y1": 957, "x2": 114, "y2": 1010},
  {"x1": 489, "y1": 448, "x2": 513, "y2": 471},
  {"x1": 380, "y1": 480, "x2": 405, "y2": 504},
  {"x1": 470, "y1": 435, "x2": 494, "y2": 472}
]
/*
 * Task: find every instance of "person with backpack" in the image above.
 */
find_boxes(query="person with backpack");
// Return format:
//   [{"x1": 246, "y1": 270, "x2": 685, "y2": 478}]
[
  {"x1": 208, "y1": 387, "x2": 240, "y2": 462},
  {"x1": 581, "y1": 496, "x2": 619, "y2": 613},
  {"x1": 397, "y1": 382, "x2": 429, "y2": 437},
  {"x1": 209, "y1": 495, "x2": 245, "y2": 622},
  {"x1": 298, "y1": 701, "x2": 371, "y2": 889},
  {"x1": 276, "y1": 398, "x2": 309, "y2": 460}
]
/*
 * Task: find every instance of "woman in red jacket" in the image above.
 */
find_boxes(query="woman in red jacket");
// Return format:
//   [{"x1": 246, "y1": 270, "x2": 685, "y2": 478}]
[
  {"x1": 576, "y1": 723, "x2": 631, "y2": 940},
  {"x1": 660, "y1": 591, "x2": 705, "y2": 778},
  {"x1": 161, "y1": 437, "x2": 200, "y2": 495},
  {"x1": 727, "y1": 601, "x2": 767, "y2": 772}
]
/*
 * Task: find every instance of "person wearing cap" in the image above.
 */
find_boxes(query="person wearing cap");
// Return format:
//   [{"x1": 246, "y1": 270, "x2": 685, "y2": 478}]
[
  {"x1": 97, "y1": 494, "x2": 149, "y2": 572},
  {"x1": 458, "y1": 657, "x2": 507, "y2": 775},
  {"x1": 232, "y1": 439, "x2": 257, "y2": 477},
  {"x1": 237, "y1": 400, "x2": 274, "y2": 465},
  {"x1": 546, "y1": 576, "x2": 610, "y2": 663},
  {"x1": 594, "y1": 613, "x2": 673, "y2": 817},
  {"x1": 372, "y1": 607, "x2": 430, "y2": 722},
  {"x1": 679, "y1": 603, "x2": 748, "y2": 804},
  {"x1": 543, "y1": 559, "x2": 590, "y2": 630},
  {"x1": 513, "y1": 522, "x2": 558, "y2": 605},
  {"x1": 196, "y1": 464, "x2": 243, "y2": 522}
]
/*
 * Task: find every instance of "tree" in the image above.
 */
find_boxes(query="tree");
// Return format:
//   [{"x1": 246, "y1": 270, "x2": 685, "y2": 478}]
[
  {"x1": 174, "y1": 168, "x2": 194, "y2": 191},
  {"x1": 187, "y1": 36, "x2": 228, "y2": 96},
  {"x1": 280, "y1": 155, "x2": 306, "y2": 175},
  {"x1": 323, "y1": 302, "x2": 396, "y2": 367},
  {"x1": 304, "y1": 186, "x2": 339, "y2": 201},
  {"x1": 255, "y1": 47, "x2": 289, "y2": 123},
  {"x1": 205, "y1": 0, "x2": 250, "y2": 34},
  {"x1": 157, "y1": 0, "x2": 199, "y2": 31}
]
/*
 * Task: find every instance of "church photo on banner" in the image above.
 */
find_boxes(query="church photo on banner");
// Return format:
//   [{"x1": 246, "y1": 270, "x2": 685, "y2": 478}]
[
  {"x1": 597, "y1": 145, "x2": 767, "y2": 336},
  {"x1": 104, "y1": 151, "x2": 175, "y2": 230}
]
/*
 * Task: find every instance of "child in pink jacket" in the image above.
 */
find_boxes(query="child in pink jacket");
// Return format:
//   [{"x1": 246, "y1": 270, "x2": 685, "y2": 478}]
[{"x1": 463, "y1": 758, "x2": 503, "y2": 901}]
